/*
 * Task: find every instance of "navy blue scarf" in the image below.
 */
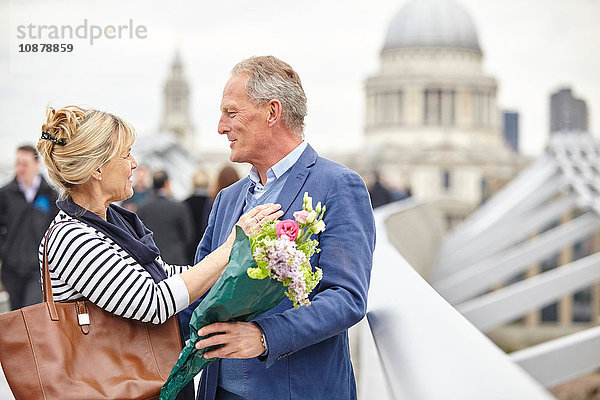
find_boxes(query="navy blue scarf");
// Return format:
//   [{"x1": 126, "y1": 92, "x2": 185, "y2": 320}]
[{"x1": 56, "y1": 198, "x2": 167, "y2": 283}]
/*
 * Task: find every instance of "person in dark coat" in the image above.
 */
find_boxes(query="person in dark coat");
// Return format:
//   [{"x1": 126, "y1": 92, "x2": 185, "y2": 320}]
[
  {"x1": 184, "y1": 169, "x2": 212, "y2": 264},
  {"x1": 0, "y1": 145, "x2": 58, "y2": 310},
  {"x1": 368, "y1": 171, "x2": 393, "y2": 208},
  {"x1": 138, "y1": 170, "x2": 194, "y2": 265}
]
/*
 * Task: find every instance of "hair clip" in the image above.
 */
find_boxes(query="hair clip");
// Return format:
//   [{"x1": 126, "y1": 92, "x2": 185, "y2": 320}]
[{"x1": 41, "y1": 131, "x2": 67, "y2": 146}]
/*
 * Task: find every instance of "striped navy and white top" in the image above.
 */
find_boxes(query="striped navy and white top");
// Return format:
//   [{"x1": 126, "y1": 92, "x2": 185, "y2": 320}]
[{"x1": 38, "y1": 211, "x2": 191, "y2": 324}]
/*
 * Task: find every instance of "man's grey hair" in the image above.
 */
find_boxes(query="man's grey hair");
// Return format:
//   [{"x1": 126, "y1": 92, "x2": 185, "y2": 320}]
[{"x1": 232, "y1": 56, "x2": 307, "y2": 136}]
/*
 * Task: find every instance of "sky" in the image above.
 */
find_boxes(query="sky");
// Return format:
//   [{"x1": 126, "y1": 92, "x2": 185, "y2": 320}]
[{"x1": 0, "y1": 0, "x2": 599, "y2": 169}]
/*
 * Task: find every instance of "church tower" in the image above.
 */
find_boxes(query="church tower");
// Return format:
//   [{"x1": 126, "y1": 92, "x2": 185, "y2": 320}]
[{"x1": 160, "y1": 51, "x2": 195, "y2": 147}]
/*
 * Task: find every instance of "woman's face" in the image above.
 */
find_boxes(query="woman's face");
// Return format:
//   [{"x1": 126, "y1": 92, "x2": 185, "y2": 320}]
[{"x1": 99, "y1": 145, "x2": 138, "y2": 203}]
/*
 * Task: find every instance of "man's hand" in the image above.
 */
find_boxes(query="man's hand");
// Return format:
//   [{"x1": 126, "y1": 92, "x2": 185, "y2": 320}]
[{"x1": 195, "y1": 322, "x2": 265, "y2": 359}]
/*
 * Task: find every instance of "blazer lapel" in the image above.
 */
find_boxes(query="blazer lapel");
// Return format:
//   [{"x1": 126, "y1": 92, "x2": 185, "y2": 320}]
[
  {"x1": 221, "y1": 178, "x2": 253, "y2": 243},
  {"x1": 276, "y1": 144, "x2": 318, "y2": 217}
]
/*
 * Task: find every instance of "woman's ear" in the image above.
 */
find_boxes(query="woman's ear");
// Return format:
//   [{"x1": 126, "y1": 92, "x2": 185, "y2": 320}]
[{"x1": 91, "y1": 167, "x2": 102, "y2": 182}]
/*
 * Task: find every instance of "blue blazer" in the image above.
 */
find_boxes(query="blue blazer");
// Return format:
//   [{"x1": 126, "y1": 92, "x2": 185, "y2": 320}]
[{"x1": 190, "y1": 145, "x2": 375, "y2": 400}]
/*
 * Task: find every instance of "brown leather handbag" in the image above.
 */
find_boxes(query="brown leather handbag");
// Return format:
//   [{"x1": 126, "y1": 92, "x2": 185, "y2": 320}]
[{"x1": 0, "y1": 221, "x2": 183, "y2": 399}]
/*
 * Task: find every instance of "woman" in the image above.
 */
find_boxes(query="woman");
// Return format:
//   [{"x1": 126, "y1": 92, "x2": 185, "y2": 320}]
[
  {"x1": 35, "y1": 105, "x2": 282, "y2": 399},
  {"x1": 212, "y1": 165, "x2": 240, "y2": 201}
]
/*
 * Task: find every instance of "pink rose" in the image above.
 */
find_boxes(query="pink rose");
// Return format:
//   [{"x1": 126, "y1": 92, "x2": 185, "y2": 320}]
[
  {"x1": 293, "y1": 210, "x2": 310, "y2": 224},
  {"x1": 276, "y1": 219, "x2": 299, "y2": 241}
]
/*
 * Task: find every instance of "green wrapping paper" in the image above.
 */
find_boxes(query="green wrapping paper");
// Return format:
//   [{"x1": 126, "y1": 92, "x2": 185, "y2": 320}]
[{"x1": 160, "y1": 226, "x2": 286, "y2": 400}]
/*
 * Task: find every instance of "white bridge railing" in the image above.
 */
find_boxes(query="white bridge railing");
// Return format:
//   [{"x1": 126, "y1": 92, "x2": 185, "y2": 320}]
[{"x1": 358, "y1": 200, "x2": 557, "y2": 400}]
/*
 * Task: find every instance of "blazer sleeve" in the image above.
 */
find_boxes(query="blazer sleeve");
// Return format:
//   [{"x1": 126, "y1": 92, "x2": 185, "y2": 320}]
[{"x1": 254, "y1": 169, "x2": 376, "y2": 368}]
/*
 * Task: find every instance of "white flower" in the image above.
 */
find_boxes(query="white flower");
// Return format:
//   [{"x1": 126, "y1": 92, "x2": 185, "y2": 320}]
[
  {"x1": 313, "y1": 220, "x2": 326, "y2": 233},
  {"x1": 306, "y1": 210, "x2": 317, "y2": 224}
]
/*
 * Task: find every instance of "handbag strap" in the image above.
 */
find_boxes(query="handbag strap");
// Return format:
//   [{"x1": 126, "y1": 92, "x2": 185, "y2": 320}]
[{"x1": 41, "y1": 220, "x2": 72, "y2": 320}]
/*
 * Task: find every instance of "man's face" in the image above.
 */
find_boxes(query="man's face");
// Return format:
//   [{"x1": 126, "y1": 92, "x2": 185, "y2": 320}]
[
  {"x1": 218, "y1": 74, "x2": 270, "y2": 165},
  {"x1": 15, "y1": 150, "x2": 39, "y2": 184}
]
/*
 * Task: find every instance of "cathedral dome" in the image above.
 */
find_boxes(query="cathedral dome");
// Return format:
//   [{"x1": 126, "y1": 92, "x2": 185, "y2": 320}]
[{"x1": 383, "y1": 0, "x2": 481, "y2": 53}]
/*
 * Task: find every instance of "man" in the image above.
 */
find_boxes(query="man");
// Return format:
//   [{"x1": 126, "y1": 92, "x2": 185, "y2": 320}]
[
  {"x1": 369, "y1": 171, "x2": 393, "y2": 208},
  {"x1": 0, "y1": 145, "x2": 58, "y2": 310},
  {"x1": 138, "y1": 170, "x2": 194, "y2": 265},
  {"x1": 188, "y1": 56, "x2": 375, "y2": 399}
]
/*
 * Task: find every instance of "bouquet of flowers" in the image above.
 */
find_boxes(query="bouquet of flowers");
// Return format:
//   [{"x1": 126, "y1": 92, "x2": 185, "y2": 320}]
[
  {"x1": 248, "y1": 192, "x2": 325, "y2": 307},
  {"x1": 160, "y1": 193, "x2": 325, "y2": 400}
]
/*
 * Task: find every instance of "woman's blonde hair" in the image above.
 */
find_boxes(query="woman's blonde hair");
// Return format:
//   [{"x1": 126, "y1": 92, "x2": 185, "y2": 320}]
[{"x1": 36, "y1": 105, "x2": 136, "y2": 199}]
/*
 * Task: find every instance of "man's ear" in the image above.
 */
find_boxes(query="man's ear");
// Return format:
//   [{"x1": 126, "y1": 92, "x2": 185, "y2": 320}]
[{"x1": 266, "y1": 99, "x2": 282, "y2": 127}]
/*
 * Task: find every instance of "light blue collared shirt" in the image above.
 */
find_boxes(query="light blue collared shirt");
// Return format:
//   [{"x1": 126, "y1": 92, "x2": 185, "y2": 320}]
[{"x1": 247, "y1": 141, "x2": 308, "y2": 201}]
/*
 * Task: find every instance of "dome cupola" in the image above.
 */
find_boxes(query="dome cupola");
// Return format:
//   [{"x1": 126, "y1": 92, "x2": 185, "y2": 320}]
[{"x1": 383, "y1": 0, "x2": 482, "y2": 54}]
